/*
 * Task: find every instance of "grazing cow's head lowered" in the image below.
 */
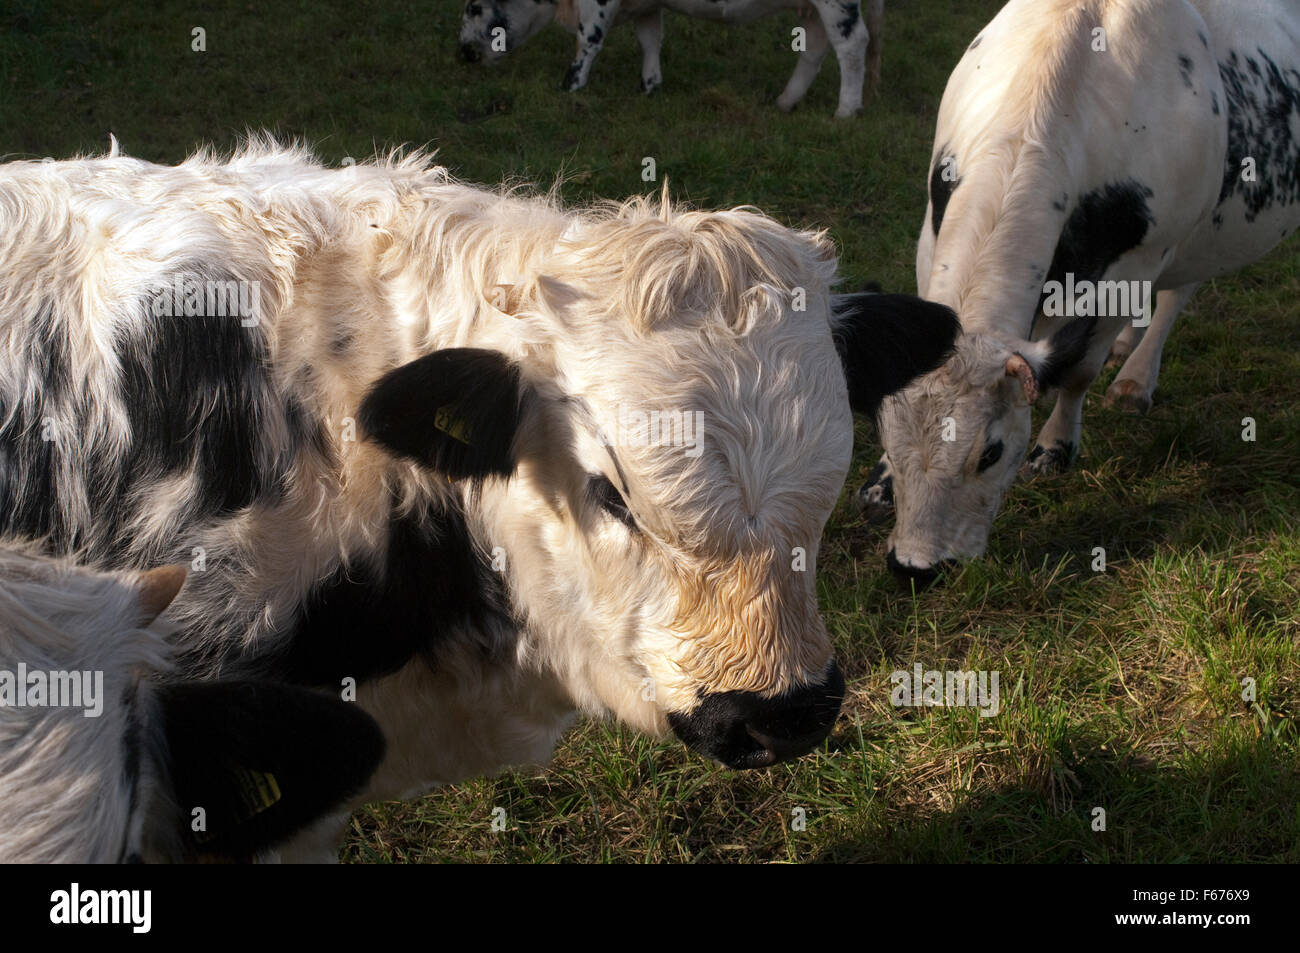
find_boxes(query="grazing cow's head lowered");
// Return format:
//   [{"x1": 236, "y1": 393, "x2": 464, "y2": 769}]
[
  {"x1": 458, "y1": 0, "x2": 556, "y2": 63},
  {"x1": 360, "y1": 196, "x2": 958, "y2": 768},
  {"x1": 876, "y1": 318, "x2": 1094, "y2": 580}
]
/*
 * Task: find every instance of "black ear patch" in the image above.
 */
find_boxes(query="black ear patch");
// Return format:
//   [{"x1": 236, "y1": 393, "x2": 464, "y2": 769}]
[
  {"x1": 831, "y1": 293, "x2": 961, "y2": 416},
  {"x1": 359, "y1": 348, "x2": 527, "y2": 481},
  {"x1": 157, "y1": 680, "x2": 386, "y2": 859},
  {"x1": 1036, "y1": 314, "x2": 1097, "y2": 390}
]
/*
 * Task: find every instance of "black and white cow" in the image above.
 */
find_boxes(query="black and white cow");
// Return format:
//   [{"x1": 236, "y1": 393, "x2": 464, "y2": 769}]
[
  {"x1": 857, "y1": 0, "x2": 1300, "y2": 581},
  {"x1": 458, "y1": 0, "x2": 884, "y2": 118},
  {"x1": 0, "y1": 140, "x2": 957, "y2": 859},
  {"x1": 0, "y1": 545, "x2": 384, "y2": 862}
]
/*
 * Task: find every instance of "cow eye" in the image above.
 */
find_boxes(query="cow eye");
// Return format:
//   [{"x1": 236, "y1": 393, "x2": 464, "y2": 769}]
[
  {"x1": 588, "y1": 475, "x2": 637, "y2": 530},
  {"x1": 977, "y1": 439, "x2": 1004, "y2": 473}
]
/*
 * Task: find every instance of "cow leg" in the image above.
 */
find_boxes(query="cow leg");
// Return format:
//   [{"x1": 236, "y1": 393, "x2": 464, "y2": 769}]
[
  {"x1": 777, "y1": 9, "x2": 830, "y2": 112},
  {"x1": 1103, "y1": 283, "x2": 1200, "y2": 415},
  {"x1": 1106, "y1": 322, "x2": 1144, "y2": 367},
  {"x1": 853, "y1": 455, "x2": 894, "y2": 522},
  {"x1": 563, "y1": 0, "x2": 621, "y2": 91},
  {"x1": 1022, "y1": 316, "x2": 1130, "y2": 477},
  {"x1": 864, "y1": 0, "x2": 884, "y2": 98},
  {"x1": 635, "y1": 9, "x2": 664, "y2": 93},
  {"x1": 809, "y1": 0, "x2": 868, "y2": 117}
]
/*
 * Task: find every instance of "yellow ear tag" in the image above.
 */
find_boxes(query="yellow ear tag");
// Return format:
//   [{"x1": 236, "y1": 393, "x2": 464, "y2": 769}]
[
  {"x1": 232, "y1": 766, "x2": 283, "y2": 818},
  {"x1": 191, "y1": 764, "x2": 284, "y2": 846},
  {"x1": 434, "y1": 406, "x2": 472, "y2": 445}
]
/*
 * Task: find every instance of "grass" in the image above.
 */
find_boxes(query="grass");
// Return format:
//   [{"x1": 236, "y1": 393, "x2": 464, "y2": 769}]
[{"x1": 5, "y1": 0, "x2": 1297, "y2": 863}]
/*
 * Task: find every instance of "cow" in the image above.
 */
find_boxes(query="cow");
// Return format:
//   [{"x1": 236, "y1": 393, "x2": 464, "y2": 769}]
[
  {"x1": 0, "y1": 139, "x2": 958, "y2": 859},
  {"x1": 855, "y1": 0, "x2": 1300, "y2": 582},
  {"x1": 0, "y1": 544, "x2": 385, "y2": 862},
  {"x1": 457, "y1": 0, "x2": 884, "y2": 118}
]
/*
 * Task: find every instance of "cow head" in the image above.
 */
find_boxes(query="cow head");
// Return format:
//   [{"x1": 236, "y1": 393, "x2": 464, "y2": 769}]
[
  {"x1": 877, "y1": 316, "x2": 1094, "y2": 582},
  {"x1": 458, "y1": 0, "x2": 556, "y2": 63},
  {"x1": 0, "y1": 550, "x2": 385, "y2": 862},
  {"x1": 361, "y1": 197, "x2": 958, "y2": 768}
]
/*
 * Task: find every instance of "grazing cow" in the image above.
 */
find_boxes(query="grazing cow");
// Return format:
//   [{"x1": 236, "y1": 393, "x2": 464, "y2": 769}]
[
  {"x1": 856, "y1": 0, "x2": 1300, "y2": 581},
  {"x1": 457, "y1": 0, "x2": 884, "y2": 118},
  {"x1": 0, "y1": 545, "x2": 385, "y2": 862},
  {"x1": 0, "y1": 140, "x2": 957, "y2": 859}
]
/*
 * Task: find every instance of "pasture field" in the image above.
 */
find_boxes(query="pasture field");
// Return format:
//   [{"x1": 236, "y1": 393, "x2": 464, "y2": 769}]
[{"x1": 3, "y1": 0, "x2": 1296, "y2": 863}]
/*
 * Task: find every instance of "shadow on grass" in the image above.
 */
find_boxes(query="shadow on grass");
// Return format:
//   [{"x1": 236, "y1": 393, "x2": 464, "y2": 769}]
[{"x1": 814, "y1": 733, "x2": 1300, "y2": 863}]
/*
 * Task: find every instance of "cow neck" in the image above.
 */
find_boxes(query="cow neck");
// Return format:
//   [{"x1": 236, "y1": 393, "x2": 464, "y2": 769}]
[{"x1": 924, "y1": 151, "x2": 1074, "y2": 343}]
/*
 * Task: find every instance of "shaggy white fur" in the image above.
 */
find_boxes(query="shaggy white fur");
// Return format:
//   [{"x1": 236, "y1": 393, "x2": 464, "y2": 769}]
[{"x1": 0, "y1": 139, "x2": 859, "y2": 859}]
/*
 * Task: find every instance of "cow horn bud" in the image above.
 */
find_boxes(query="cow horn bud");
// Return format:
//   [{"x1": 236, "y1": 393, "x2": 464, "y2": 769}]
[{"x1": 1005, "y1": 352, "x2": 1039, "y2": 404}]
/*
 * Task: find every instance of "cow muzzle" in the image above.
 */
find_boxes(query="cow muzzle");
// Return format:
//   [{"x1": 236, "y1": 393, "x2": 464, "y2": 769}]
[
  {"x1": 667, "y1": 661, "x2": 844, "y2": 769},
  {"x1": 886, "y1": 548, "x2": 956, "y2": 589}
]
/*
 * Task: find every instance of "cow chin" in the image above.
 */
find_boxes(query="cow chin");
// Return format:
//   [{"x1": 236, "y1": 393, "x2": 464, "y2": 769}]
[{"x1": 666, "y1": 660, "x2": 845, "y2": 769}]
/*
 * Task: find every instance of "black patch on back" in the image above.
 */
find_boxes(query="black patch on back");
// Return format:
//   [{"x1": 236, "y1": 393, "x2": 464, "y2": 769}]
[
  {"x1": 1217, "y1": 49, "x2": 1300, "y2": 220},
  {"x1": 0, "y1": 304, "x2": 73, "y2": 542},
  {"x1": 1178, "y1": 53, "x2": 1195, "y2": 89},
  {"x1": 930, "y1": 147, "x2": 960, "y2": 236},
  {"x1": 242, "y1": 495, "x2": 515, "y2": 688},
  {"x1": 158, "y1": 679, "x2": 385, "y2": 859},
  {"x1": 968, "y1": 34, "x2": 983, "y2": 51},
  {"x1": 1037, "y1": 181, "x2": 1155, "y2": 327},
  {"x1": 115, "y1": 272, "x2": 279, "y2": 517},
  {"x1": 832, "y1": 293, "x2": 961, "y2": 417}
]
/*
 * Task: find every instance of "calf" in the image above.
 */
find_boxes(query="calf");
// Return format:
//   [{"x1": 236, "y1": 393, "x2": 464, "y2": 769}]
[
  {"x1": 0, "y1": 545, "x2": 384, "y2": 862},
  {"x1": 0, "y1": 140, "x2": 957, "y2": 859},
  {"x1": 858, "y1": 0, "x2": 1300, "y2": 580},
  {"x1": 458, "y1": 0, "x2": 884, "y2": 118}
]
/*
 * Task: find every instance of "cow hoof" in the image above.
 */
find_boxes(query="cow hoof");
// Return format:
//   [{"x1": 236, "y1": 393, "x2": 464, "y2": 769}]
[
  {"x1": 834, "y1": 105, "x2": 862, "y2": 119},
  {"x1": 775, "y1": 96, "x2": 798, "y2": 114},
  {"x1": 1104, "y1": 343, "x2": 1132, "y2": 368},
  {"x1": 1103, "y1": 378, "x2": 1152, "y2": 415},
  {"x1": 1020, "y1": 442, "x2": 1075, "y2": 478},
  {"x1": 561, "y1": 65, "x2": 584, "y2": 92},
  {"x1": 641, "y1": 76, "x2": 661, "y2": 94},
  {"x1": 854, "y1": 482, "x2": 894, "y2": 524}
]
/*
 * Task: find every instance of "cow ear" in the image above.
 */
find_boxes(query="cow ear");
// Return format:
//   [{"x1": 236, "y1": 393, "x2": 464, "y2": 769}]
[
  {"x1": 359, "y1": 348, "x2": 529, "y2": 481},
  {"x1": 1013, "y1": 314, "x2": 1097, "y2": 399},
  {"x1": 133, "y1": 565, "x2": 187, "y2": 625},
  {"x1": 831, "y1": 293, "x2": 961, "y2": 416},
  {"x1": 156, "y1": 680, "x2": 386, "y2": 859}
]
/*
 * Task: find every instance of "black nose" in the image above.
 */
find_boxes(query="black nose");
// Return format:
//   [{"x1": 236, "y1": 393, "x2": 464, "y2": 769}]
[
  {"x1": 667, "y1": 661, "x2": 844, "y2": 769},
  {"x1": 459, "y1": 43, "x2": 482, "y2": 63},
  {"x1": 886, "y1": 549, "x2": 953, "y2": 589}
]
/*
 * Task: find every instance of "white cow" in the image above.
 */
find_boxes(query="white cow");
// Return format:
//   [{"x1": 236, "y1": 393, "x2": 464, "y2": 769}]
[
  {"x1": 858, "y1": 0, "x2": 1300, "y2": 581},
  {"x1": 458, "y1": 0, "x2": 884, "y2": 118},
  {"x1": 0, "y1": 140, "x2": 957, "y2": 859},
  {"x1": 0, "y1": 545, "x2": 385, "y2": 862}
]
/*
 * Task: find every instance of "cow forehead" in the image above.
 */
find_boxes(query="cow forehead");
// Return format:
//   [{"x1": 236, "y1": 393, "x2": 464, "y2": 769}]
[{"x1": 551, "y1": 327, "x2": 852, "y2": 550}]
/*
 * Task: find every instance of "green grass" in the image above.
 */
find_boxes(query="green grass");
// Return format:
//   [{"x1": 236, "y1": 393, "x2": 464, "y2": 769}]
[{"x1": 6, "y1": 0, "x2": 1297, "y2": 863}]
